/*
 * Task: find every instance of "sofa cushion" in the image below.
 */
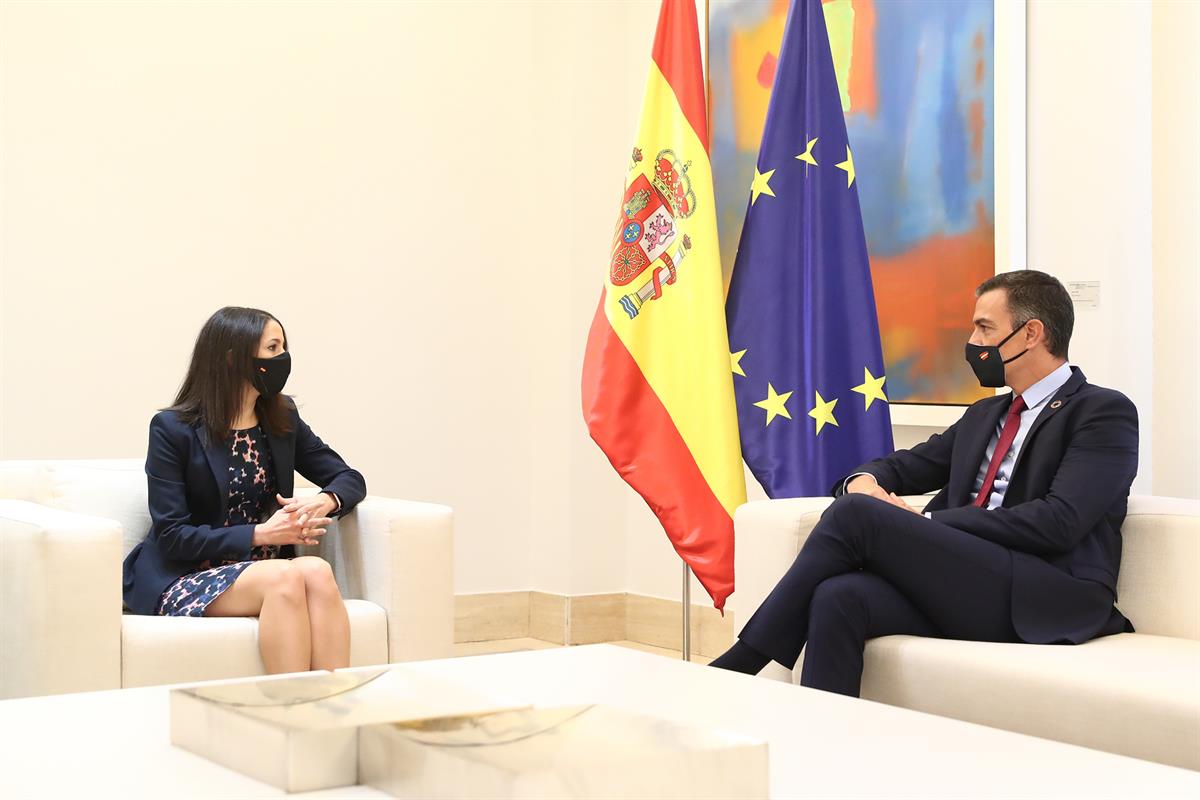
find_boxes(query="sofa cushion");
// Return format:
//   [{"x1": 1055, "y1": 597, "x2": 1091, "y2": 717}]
[
  {"x1": 40, "y1": 460, "x2": 150, "y2": 560},
  {"x1": 1115, "y1": 496, "x2": 1200, "y2": 640},
  {"x1": 0, "y1": 463, "x2": 54, "y2": 504},
  {"x1": 855, "y1": 632, "x2": 1200, "y2": 771},
  {"x1": 120, "y1": 598, "x2": 389, "y2": 688}
]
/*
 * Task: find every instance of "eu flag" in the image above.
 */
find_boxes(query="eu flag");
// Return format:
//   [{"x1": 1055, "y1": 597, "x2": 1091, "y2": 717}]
[{"x1": 726, "y1": 0, "x2": 893, "y2": 498}]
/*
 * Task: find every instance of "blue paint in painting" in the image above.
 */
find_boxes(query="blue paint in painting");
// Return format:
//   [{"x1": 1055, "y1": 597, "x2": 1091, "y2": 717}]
[
  {"x1": 848, "y1": 0, "x2": 994, "y2": 257},
  {"x1": 938, "y1": 22, "x2": 970, "y2": 227},
  {"x1": 878, "y1": 354, "x2": 923, "y2": 401},
  {"x1": 708, "y1": 0, "x2": 996, "y2": 404},
  {"x1": 709, "y1": 1, "x2": 994, "y2": 262}
]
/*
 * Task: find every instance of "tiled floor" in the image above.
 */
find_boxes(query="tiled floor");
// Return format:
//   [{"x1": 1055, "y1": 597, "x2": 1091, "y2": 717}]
[{"x1": 452, "y1": 637, "x2": 714, "y2": 664}]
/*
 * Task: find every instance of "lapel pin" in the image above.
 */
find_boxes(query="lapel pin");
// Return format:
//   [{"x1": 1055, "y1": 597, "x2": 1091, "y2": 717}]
[{"x1": 1050, "y1": 400, "x2": 1063, "y2": 409}]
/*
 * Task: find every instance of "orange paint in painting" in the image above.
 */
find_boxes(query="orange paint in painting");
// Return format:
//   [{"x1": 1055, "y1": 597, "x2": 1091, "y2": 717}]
[
  {"x1": 757, "y1": 51, "x2": 778, "y2": 89},
  {"x1": 731, "y1": 0, "x2": 879, "y2": 144},
  {"x1": 975, "y1": 58, "x2": 985, "y2": 86},
  {"x1": 728, "y1": 0, "x2": 789, "y2": 150},
  {"x1": 819, "y1": 0, "x2": 878, "y2": 116},
  {"x1": 969, "y1": 98, "x2": 984, "y2": 180},
  {"x1": 847, "y1": 0, "x2": 878, "y2": 117},
  {"x1": 872, "y1": 202, "x2": 995, "y2": 404}
]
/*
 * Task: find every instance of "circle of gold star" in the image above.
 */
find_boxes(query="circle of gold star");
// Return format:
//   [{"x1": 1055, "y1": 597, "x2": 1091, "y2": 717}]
[
  {"x1": 808, "y1": 391, "x2": 839, "y2": 435},
  {"x1": 851, "y1": 367, "x2": 888, "y2": 410},
  {"x1": 731, "y1": 349, "x2": 748, "y2": 377},
  {"x1": 835, "y1": 146, "x2": 856, "y2": 188},
  {"x1": 795, "y1": 137, "x2": 818, "y2": 169},
  {"x1": 750, "y1": 168, "x2": 776, "y2": 205},
  {"x1": 754, "y1": 382, "x2": 793, "y2": 426}
]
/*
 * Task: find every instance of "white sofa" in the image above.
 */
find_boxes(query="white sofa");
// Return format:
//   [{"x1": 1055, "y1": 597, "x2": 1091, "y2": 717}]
[
  {"x1": 729, "y1": 494, "x2": 1200, "y2": 771},
  {"x1": 0, "y1": 459, "x2": 453, "y2": 699}
]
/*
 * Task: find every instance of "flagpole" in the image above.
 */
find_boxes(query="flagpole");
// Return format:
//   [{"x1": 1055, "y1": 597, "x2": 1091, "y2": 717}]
[
  {"x1": 679, "y1": 0, "x2": 706, "y2": 666},
  {"x1": 682, "y1": 562, "x2": 692, "y2": 661}
]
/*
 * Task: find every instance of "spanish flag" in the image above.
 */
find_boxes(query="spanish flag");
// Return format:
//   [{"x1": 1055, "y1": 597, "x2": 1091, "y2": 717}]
[{"x1": 582, "y1": 0, "x2": 746, "y2": 610}]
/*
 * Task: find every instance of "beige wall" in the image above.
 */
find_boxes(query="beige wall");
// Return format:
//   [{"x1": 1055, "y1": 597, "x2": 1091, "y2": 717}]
[
  {"x1": 1028, "y1": 0, "x2": 1155, "y2": 492},
  {"x1": 1150, "y1": 0, "x2": 1200, "y2": 499},
  {"x1": 0, "y1": 0, "x2": 662, "y2": 595},
  {"x1": 1027, "y1": 0, "x2": 1200, "y2": 501}
]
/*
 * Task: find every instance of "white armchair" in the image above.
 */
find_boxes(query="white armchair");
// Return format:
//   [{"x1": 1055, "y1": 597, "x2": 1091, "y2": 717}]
[
  {"x1": 729, "y1": 494, "x2": 1200, "y2": 771},
  {"x1": 0, "y1": 459, "x2": 453, "y2": 699}
]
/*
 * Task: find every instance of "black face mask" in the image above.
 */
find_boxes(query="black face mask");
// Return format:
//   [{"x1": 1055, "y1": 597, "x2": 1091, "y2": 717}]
[
  {"x1": 251, "y1": 351, "x2": 291, "y2": 398},
  {"x1": 965, "y1": 326, "x2": 1028, "y2": 388}
]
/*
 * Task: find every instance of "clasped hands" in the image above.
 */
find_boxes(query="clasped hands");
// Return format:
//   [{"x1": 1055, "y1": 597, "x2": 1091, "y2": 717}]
[
  {"x1": 845, "y1": 475, "x2": 921, "y2": 515},
  {"x1": 252, "y1": 493, "x2": 338, "y2": 547}
]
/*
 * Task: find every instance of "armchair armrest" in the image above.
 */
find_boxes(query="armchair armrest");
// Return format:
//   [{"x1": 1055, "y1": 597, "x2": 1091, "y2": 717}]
[
  {"x1": 0, "y1": 500, "x2": 122, "y2": 698},
  {"x1": 317, "y1": 496, "x2": 453, "y2": 663}
]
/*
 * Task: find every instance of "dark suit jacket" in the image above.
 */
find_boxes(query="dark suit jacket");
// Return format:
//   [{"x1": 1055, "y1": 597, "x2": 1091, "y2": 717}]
[
  {"x1": 836, "y1": 367, "x2": 1138, "y2": 644},
  {"x1": 122, "y1": 401, "x2": 367, "y2": 615}
]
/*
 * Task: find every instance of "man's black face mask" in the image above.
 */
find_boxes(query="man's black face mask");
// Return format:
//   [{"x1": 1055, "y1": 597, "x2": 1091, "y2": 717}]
[{"x1": 965, "y1": 325, "x2": 1027, "y2": 388}]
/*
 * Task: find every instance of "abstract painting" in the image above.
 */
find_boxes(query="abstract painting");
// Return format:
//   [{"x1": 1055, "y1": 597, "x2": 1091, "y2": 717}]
[{"x1": 711, "y1": 0, "x2": 996, "y2": 405}]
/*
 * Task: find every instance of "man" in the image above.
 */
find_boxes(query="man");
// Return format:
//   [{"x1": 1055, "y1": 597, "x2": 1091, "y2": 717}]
[{"x1": 711, "y1": 270, "x2": 1139, "y2": 696}]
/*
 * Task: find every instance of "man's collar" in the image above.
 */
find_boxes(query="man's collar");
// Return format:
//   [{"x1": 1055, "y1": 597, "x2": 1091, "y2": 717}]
[{"x1": 1020, "y1": 361, "x2": 1073, "y2": 409}]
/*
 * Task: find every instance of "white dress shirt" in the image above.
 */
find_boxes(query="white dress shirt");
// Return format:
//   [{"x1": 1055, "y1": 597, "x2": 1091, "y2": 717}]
[{"x1": 970, "y1": 362, "x2": 1073, "y2": 509}]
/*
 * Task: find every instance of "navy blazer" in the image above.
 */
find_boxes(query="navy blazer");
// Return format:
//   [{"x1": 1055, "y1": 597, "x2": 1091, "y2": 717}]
[
  {"x1": 122, "y1": 401, "x2": 367, "y2": 615},
  {"x1": 837, "y1": 367, "x2": 1139, "y2": 644}
]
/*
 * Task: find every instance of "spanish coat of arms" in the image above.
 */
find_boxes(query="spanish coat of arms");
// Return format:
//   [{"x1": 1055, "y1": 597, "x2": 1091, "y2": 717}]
[{"x1": 610, "y1": 149, "x2": 696, "y2": 319}]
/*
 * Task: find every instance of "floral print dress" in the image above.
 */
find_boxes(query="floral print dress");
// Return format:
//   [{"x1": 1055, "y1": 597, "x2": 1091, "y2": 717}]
[{"x1": 156, "y1": 425, "x2": 281, "y2": 616}]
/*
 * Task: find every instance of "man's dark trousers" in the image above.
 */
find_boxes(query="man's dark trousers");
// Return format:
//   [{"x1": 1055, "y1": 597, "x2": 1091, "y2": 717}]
[{"x1": 737, "y1": 493, "x2": 1024, "y2": 697}]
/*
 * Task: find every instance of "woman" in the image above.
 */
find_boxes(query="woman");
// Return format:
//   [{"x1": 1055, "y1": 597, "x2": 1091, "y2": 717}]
[{"x1": 123, "y1": 307, "x2": 367, "y2": 674}]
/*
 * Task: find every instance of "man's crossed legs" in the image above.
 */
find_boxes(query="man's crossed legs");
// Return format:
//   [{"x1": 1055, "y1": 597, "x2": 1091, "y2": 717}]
[{"x1": 713, "y1": 494, "x2": 1018, "y2": 696}]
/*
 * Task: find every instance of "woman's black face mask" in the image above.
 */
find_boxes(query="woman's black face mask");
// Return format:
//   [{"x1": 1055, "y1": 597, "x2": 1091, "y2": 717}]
[{"x1": 251, "y1": 351, "x2": 291, "y2": 397}]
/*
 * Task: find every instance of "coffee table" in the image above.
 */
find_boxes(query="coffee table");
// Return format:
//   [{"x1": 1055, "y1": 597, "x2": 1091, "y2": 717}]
[{"x1": 2, "y1": 644, "x2": 1196, "y2": 798}]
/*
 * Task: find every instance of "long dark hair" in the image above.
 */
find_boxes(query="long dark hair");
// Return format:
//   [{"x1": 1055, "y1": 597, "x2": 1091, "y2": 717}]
[{"x1": 168, "y1": 306, "x2": 294, "y2": 446}]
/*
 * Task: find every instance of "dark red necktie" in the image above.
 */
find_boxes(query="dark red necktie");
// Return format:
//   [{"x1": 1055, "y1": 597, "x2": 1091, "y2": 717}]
[{"x1": 974, "y1": 395, "x2": 1028, "y2": 508}]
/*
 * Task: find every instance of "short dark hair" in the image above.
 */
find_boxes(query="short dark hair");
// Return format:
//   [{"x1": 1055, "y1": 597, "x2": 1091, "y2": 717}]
[{"x1": 975, "y1": 270, "x2": 1074, "y2": 358}]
